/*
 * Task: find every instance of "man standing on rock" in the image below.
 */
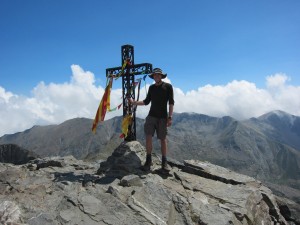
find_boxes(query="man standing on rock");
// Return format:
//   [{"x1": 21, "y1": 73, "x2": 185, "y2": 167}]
[{"x1": 128, "y1": 68, "x2": 174, "y2": 172}]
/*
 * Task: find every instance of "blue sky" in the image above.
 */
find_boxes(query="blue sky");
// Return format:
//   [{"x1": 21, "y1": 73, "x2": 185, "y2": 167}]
[
  {"x1": 1, "y1": 0, "x2": 299, "y2": 93},
  {"x1": 1, "y1": 0, "x2": 300, "y2": 136}
]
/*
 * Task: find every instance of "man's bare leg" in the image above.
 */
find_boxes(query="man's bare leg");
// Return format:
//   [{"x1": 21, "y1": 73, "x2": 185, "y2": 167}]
[
  {"x1": 161, "y1": 138, "x2": 167, "y2": 157},
  {"x1": 161, "y1": 138, "x2": 171, "y2": 171},
  {"x1": 146, "y1": 135, "x2": 153, "y2": 155},
  {"x1": 140, "y1": 134, "x2": 153, "y2": 171}
]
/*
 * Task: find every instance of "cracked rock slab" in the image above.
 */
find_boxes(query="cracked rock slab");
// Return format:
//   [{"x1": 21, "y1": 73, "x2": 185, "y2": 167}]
[{"x1": 0, "y1": 141, "x2": 290, "y2": 225}]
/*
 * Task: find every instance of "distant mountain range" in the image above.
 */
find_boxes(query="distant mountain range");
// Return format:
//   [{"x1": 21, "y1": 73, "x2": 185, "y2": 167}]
[
  {"x1": 166, "y1": 111, "x2": 300, "y2": 182},
  {"x1": 1, "y1": 110, "x2": 299, "y2": 188}
]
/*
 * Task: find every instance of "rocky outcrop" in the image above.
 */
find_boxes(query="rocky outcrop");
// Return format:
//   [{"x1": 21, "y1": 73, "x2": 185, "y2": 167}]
[
  {"x1": 0, "y1": 141, "x2": 295, "y2": 224},
  {"x1": 276, "y1": 196, "x2": 300, "y2": 225},
  {"x1": 0, "y1": 144, "x2": 38, "y2": 165}
]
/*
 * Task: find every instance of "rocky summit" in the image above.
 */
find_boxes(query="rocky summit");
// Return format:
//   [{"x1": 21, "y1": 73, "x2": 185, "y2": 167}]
[{"x1": 0, "y1": 141, "x2": 298, "y2": 225}]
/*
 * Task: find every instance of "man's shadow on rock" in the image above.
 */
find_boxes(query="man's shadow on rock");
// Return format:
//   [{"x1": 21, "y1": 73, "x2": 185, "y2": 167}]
[{"x1": 152, "y1": 168, "x2": 172, "y2": 179}]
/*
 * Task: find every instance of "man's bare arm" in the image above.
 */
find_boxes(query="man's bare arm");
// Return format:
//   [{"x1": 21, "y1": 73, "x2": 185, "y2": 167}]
[
  {"x1": 168, "y1": 104, "x2": 174, "y2": 118},
  {"x1": 128, "y1": 98, "x2": 145, "y2": 106}
]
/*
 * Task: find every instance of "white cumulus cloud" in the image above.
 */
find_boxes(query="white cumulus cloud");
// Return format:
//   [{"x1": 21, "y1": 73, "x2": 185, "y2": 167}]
[
  {"x1": 266, "y1": 73, "x2": 290, "y2": 88},
  {"x1": 0, "y1": 66, "x2": 300, "y2": 137},
  {"x1": 172, "y1": 73, "x2": 300, "y2": 120}
]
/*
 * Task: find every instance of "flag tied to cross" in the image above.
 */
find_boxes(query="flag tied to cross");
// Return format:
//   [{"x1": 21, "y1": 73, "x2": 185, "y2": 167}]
[
  {"x1": 91, "y1": 77, "x2": 143, "y2": 137},
  {"x1": 91, "y1": 77, "x2": 113, "y2": 134}
]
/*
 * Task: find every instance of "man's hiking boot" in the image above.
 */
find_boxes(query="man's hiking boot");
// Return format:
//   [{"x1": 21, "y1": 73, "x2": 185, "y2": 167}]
[
  {"x1": 140, "y1": 160, "x2": 152, "y2": 172},
  {"x1": 140, "y1": 154, "x2": 152, "y2": 172},
  {"x1": 161, "y1": 161, "x2": 171, "y2": 172}
]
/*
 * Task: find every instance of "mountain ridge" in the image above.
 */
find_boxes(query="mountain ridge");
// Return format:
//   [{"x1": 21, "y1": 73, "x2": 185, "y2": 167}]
[
  {"x1": 0, "y1": 111, "x2": 299, "y2": 186},
  {"x1": 245, "y1": 110, "x2": 300, "y2": 151}
]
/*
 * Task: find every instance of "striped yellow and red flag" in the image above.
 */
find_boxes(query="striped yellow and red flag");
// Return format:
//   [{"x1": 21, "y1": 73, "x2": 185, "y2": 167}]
[{"x1": 92, "y1": 78, "x2": 113, "y2": 133}]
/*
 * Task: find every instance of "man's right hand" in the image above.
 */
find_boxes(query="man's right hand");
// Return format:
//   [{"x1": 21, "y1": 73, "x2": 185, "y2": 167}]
[{"x1": 127, "y1": 98, "x2": 134, "y2": 105}]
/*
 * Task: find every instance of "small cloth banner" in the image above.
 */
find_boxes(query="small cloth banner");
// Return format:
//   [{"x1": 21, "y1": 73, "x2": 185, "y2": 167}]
[
  {"x1": 119, "y1": 114, "x2": 133, "y2": 138},
  {"x1": 115, "y1": 58, "x2": 131, "y2": 80},
  {"x1": 92, "y1": 77, "x2": 113, "y2": 133},
  {"x1": 108, "y1": 102, "x2": 123, "y2": 112}
]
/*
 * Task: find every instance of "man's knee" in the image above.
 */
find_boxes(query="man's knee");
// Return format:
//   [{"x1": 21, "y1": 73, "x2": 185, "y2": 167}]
[
  {"x1": 146, "y1": 135, "x2": 152, "y2": 141},
  {"x1": 160, "y1": 138, "x2": 166, "y2": 143}
]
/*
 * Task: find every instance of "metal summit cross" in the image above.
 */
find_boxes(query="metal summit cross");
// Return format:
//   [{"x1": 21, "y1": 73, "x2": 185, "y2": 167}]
[{"x1": 106, "y1": 45, "x2": 152, "y2": 141}]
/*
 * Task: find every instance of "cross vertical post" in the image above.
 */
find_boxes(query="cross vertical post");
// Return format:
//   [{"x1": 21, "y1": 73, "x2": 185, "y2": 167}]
[
  {"x1": 122, "y1": 45, "x2": 135, "y2": 141},
  {"x1": 106, "y1": 45, "x2": 152, "y2": 141}
]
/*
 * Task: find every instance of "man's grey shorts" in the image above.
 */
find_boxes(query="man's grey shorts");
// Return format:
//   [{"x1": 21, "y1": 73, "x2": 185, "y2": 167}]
[{"x1": 144, "y1": 116, "x2": 168, "y2": 139}]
